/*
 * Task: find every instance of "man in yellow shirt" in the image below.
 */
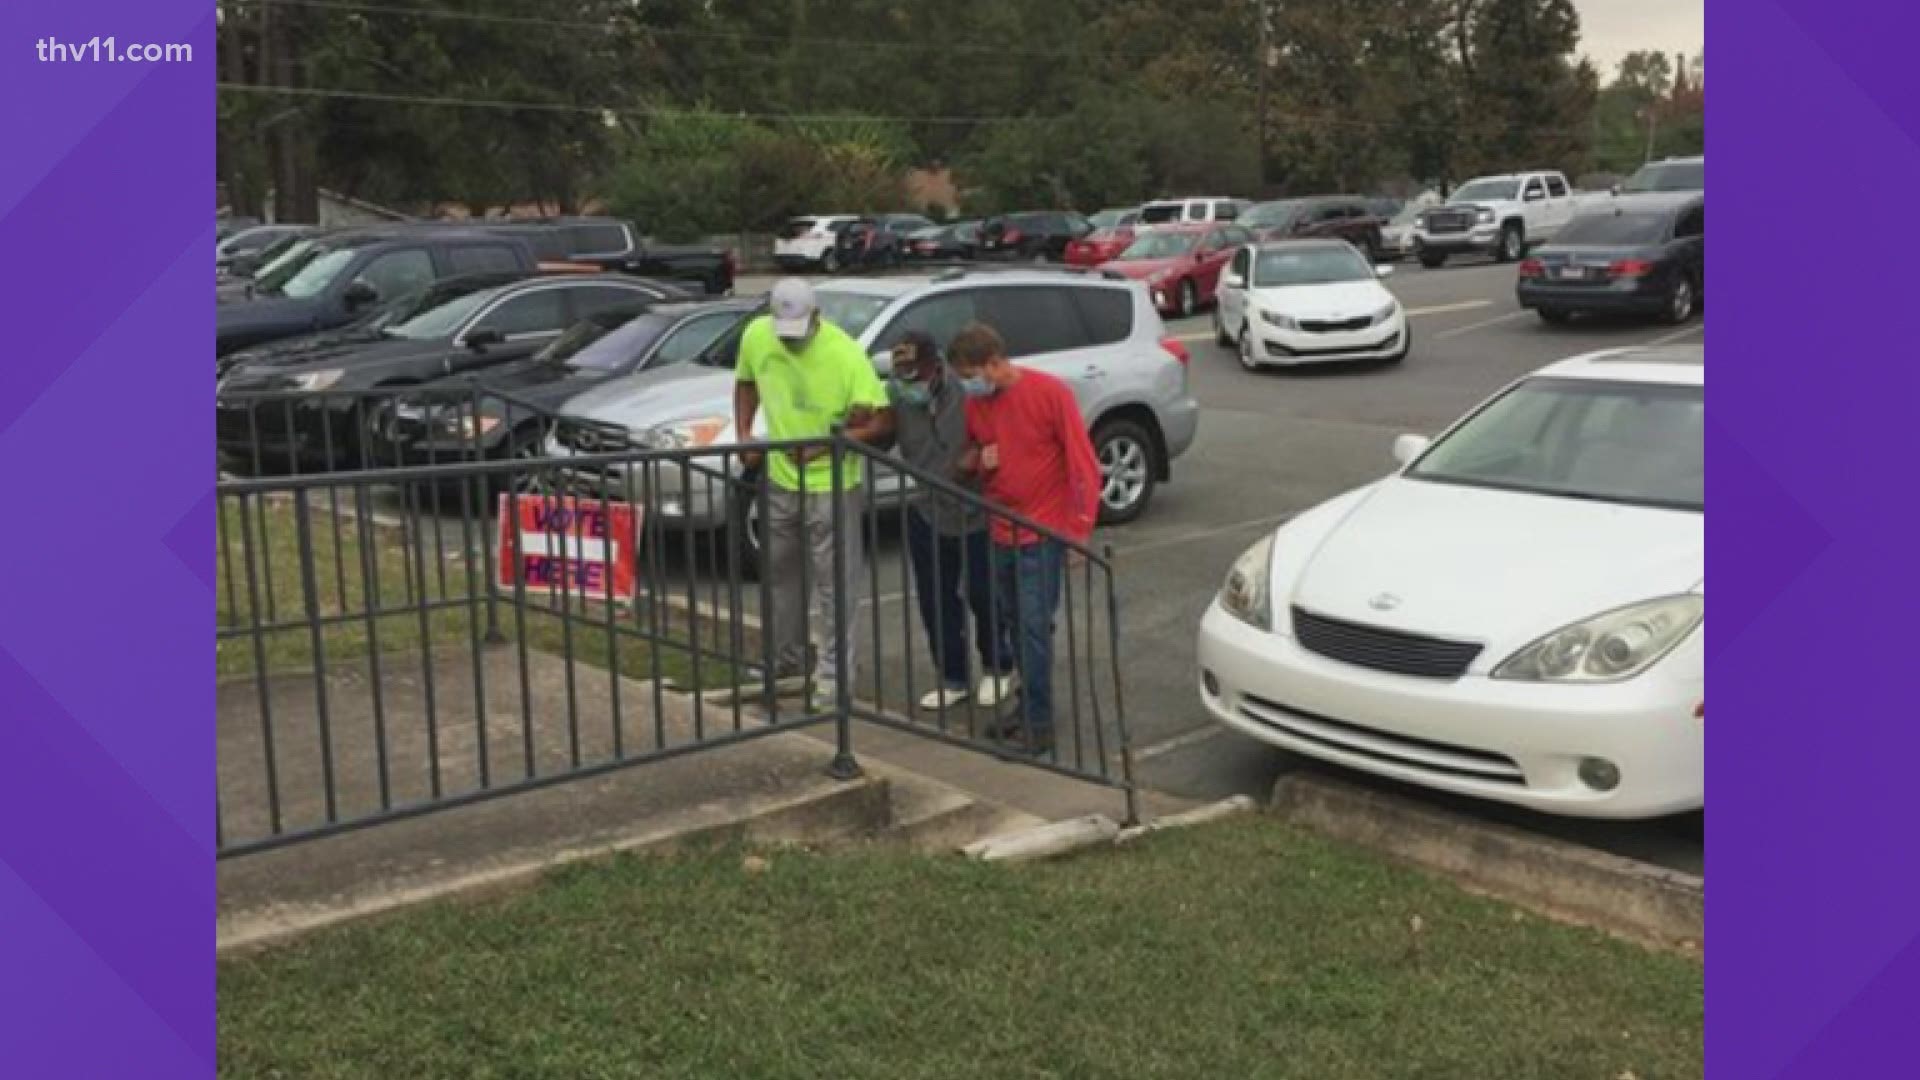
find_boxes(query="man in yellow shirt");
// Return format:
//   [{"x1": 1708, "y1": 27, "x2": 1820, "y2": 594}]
[{"x1": 734, "y1": 278, "x2": 894, "y2": 710}]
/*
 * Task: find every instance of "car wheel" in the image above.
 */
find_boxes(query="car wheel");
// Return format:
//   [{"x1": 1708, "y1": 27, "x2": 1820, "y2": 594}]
[
  {"x1": 1664, "y1": 275, "x2": 1696, "y2": 324},
  {"x1": 1497, "y1": 224, "x2": 1524, "y2": 263},
  {"x1": 1419, "y1": 251, "x2": 1447, "y2": 269},
  {"x1": 1537, "y1": 307, "x2": 1573, "y2": 326},
  {"x1": 726, "y1": 473, "x2": 765, "y2": 583},
  {"x1": 1177, "y1": 279, "x2": 1197, "y2": 318},
  {"x1": 1237, "y1": 327, "x2": 1260, "y2": 372},
  {"x1": 821, "y1": 249, "x2": 841, "y2": 274},
  {"x1": 1213, "y1": 306, "x2": 1231, "y2": 346},
  {"x1": 1092, "y1": 418, "x2": 1157, "y2": 525}
]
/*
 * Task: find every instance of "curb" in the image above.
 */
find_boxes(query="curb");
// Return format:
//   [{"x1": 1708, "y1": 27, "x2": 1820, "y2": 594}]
[
  {"x1": 964, "y1": 795, "x2": 1257, "y2": 862},
  {"x1": 1270, "y1": 773, "x2": 1703, "y2": 948}
]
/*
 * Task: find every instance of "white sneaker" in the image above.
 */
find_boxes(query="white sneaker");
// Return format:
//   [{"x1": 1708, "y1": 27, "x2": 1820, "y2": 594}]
[
  {"x1": 919, "y1": 685, "x2": 971, "y2": 710},
  {"x1": 976, "y1": 672, "x2": 1019, "y2": 708}
]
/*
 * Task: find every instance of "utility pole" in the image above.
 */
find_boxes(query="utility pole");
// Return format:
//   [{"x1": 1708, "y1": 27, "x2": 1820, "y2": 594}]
[{"x1": 1256, "y1": 0, "x2": 1269, "y2": 190}]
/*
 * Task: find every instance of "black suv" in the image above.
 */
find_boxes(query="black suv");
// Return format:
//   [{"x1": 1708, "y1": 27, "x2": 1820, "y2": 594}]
[
  {"x1": 215, "y1": 228, "x2": 544, "y2": 356},
  {"x1": 976, "y1": 211, "x2": 1093, "y2": 262},
  {"x1": 830, "y1": 213, "x2": 937, "y2": 270}
]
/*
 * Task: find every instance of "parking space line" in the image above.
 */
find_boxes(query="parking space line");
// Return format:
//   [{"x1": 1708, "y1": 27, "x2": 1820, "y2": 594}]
[
  {"x1": 1432, "y1": 309, "x2": 1532, "y2": 340},
  {"x1": 1109, "y1": 512, "x2": 1295, "y2": 557},
  {"x1": 1134, "y1": 725, "x2": 1227, "y2": 762},
  {"x1": 1645, "y1": 324, "x2": 1705, "y2": 345},
  {"x1": 1171, "y1": 300, "x2": 1491, "y2": 342}
]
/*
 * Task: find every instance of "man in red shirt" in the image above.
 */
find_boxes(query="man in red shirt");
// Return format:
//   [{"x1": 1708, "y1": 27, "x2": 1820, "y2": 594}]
[{"x1": 949, "y1": 322, "x2": 1102, "y2": 755}]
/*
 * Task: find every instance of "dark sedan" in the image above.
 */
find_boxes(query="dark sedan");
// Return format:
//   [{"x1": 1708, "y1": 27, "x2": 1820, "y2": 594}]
[
  {"x1": 1517, "y1": 193, "x2": 1703, "y2": 325},
  {"x1": 379, "y1": 297, "x2": 761, "y2": 466},
  {"x1": 216, "y1": 272, "x2": 685, "y2": 473},
  {"x1": 902, "y1": 220, "x2": 980, "y2": 261}
]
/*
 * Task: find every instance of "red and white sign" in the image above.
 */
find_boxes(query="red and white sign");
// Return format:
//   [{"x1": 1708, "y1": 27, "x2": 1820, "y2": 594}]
[{"x1": 496, "y1": 495, "x2": 639, "y2": 602}]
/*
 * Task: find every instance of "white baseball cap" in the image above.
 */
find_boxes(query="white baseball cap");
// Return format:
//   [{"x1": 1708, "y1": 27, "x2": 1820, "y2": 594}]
[{"x1": 769, "y1": 277, "x2": 819, "y2": 339}]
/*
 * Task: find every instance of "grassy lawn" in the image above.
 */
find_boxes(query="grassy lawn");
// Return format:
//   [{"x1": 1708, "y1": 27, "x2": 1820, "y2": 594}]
[
  {"x1": 216, "y1": 496, "x2": 736, "y2": 690},
  {"x1": 218, "y1": 816, "x2": 1702, "y2": 1079}
]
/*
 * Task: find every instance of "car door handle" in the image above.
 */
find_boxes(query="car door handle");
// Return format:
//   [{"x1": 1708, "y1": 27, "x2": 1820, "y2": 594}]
[{"x1": 1083, "y1": 365, "x2": 1106, "y2": 379}]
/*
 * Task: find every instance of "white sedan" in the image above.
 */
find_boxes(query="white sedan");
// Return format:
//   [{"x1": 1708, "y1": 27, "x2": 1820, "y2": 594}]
[
  {"x1": 1197, "y1": 346, "x2": 1704, "y2": 818},
  {"x1": 1213, "y1": 240, "x2": 1409, "y2": 368}
]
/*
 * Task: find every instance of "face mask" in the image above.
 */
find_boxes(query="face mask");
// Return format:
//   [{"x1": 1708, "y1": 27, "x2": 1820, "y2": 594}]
[
  {"x1": 959, "y1": 375, "x2": 994, "y2": 398},
  {"x1": 892, "y1": 377, "x2": 931, "y2": 408}
]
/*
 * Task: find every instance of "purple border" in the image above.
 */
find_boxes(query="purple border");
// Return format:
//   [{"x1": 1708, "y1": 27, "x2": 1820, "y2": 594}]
[
  {"x1": 0, "y1": 1, "x2": 212, "y2": 1074},
  {"x1": 1714, "y1": 1, "x2": 1920, "y2": 1075}
]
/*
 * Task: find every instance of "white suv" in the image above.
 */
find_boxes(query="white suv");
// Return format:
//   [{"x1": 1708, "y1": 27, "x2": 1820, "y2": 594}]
[
  {"x1": 1137, "y1": 197, "x2": 1249, "y2": 227},
  {"x1": 774, "y1": 215, "x2": 860, "y2": 272}
]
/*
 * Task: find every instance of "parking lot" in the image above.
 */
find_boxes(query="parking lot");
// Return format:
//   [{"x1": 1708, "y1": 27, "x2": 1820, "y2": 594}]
[{"x1": 740, "y1": 259, "x2": 1706, "y2": 871}]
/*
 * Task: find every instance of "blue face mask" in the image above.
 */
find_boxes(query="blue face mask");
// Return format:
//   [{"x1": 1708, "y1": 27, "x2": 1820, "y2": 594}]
[
  {"x1": 959, "y1": 375, "x2": 994, "y2": 398},
  {"x1": 891, "y1": 377, "x2": 931, "y2": 408}
]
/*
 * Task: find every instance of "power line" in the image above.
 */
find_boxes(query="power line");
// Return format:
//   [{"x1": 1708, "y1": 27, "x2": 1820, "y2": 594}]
[
  {"x1": 247, "y1": 0, "x2": 1169, "y2": 61},
  {"x1": 216, "y1": 81, "x2": 1056, "y2": 125}
]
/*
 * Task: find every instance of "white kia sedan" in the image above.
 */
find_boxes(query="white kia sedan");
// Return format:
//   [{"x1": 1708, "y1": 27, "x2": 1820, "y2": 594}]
[
  {"x1": 1213, "y1": 239, "x2": 1409, "y2": 368},
  {"x1": 1197, "y1": 346, "x2": 1703, "y2": 818}
]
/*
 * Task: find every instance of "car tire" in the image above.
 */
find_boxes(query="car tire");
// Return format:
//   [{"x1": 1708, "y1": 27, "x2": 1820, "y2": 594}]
[
  {"x1": 1177, "y1": 279, "x2": 1197, "y2": 318},
  {"x1": 1663, "y1": 275, "x2": 1697, "y2": 324},
  {"x1": 821, "y1": 249, "x2": 841, "y2": 274},
  {"x1": 1213, "y1": 307, "x2": 1232, "y2": 346},
  {"x1": 1497, "y1": 224, "x2": 1525, "y2": 263},
  {"x1": 1419, "y1": 251, "x2": 1447, "y2": 269},
  {"x1": 726, "y1": 472, "x2": 765, "y2": 583},
  {"x1": 1237, "y1": 327, "x2": 1260, "y2": 373},
  {"x1": 1537, "y1": 307, "x2": 1573, "y2": 326},
  {"x1": 1092, "y1": 417, "x2": 1157, "y2": 525}
]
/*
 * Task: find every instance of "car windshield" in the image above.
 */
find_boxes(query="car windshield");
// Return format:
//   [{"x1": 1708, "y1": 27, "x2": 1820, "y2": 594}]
[
  {"x1": 381, "y1": 287, "x2": 503, "y2": 340},
  {"x1": 542, "y1": 310, "x2": 674, "y2": 371},
  {"x1": 814, "y1": 288, "x2": 892, "y2": 338},
  {"x1": 1408, "y1": 377, "x2": 1703, "y2": 511},
  {"x1": 1240, "y1": 201, "x2": 1305, "y2": 228},
  {"x1": 1118, "y1": 231, "x2": 1200, "y2": 259},
  {"x1": 264, "y1": 246, "x2": 360, "y2": 299},
  {"x1": 1087, "y1": 227, "x2": 1132, "y2": 242},
  {"x1": 1554, "y1": 211, "x2": 1671, "y2": 246},
  {"x1": 1253, "y1": 247, "x2": 1374, "y2": 286},
  {"x1": 1138, "y1": 204, "x2": 1185, "y2": 224},
  {"x1": 1088, "y1": 210, "x2": 1129, "y2": 229},
  {"x1": 1622, "y1": 161, "x2": 1704, "y2": 193},
  {"x1": 1450, "y1": 179, "x2": 1521, "y2": 203},
  {"x1": 250, "y1": 240, "x2": 328, "y2": 294}
]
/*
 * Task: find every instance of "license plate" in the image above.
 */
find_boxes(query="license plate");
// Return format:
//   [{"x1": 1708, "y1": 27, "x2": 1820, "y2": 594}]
[{"x1": 1556, "y1": 266, "x2": 1586, "y2": 280}]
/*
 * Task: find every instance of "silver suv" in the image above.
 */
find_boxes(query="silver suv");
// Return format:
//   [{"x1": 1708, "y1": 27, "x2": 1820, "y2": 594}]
[{"x1": 546, "y1": 267, "x2": 1201, "y2": 548}]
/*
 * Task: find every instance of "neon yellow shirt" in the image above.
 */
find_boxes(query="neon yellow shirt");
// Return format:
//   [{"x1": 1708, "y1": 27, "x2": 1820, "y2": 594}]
[{"x1": 735, "y1": 315, "x2": 888, "y2": 492}]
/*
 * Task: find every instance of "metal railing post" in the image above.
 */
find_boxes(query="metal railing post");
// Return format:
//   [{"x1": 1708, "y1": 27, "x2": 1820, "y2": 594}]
[{"x1": 826, "y1": 433, "x2": 860, "y2": 781}]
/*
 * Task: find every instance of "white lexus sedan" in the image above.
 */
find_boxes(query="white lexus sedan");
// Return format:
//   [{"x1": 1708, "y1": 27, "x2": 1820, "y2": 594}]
[
  {"x1": 1197, "y1": 346, "x2": 1703, "y2": 818},
  {"x1": 1213, "y1": 240, "x2": 1409, "y2": 368}
]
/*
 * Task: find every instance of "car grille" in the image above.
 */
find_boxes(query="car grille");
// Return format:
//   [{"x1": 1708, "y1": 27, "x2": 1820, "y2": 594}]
[
  {"x1": 1425, "y1": 210, "x2": 1473, "y2": 235},
  {"x1": 1237, "y1": 694, "x2": 1526, "y2": 785},
  {"x1": 1299, "y1": 316, "x2": 1373, "y2": 333},
  {"x1": 1291, "y1": 607, "x2": 1482, "y2": 678},
  {"x1": 556, "y1": 423, "x2": 628, "y2": 453}
]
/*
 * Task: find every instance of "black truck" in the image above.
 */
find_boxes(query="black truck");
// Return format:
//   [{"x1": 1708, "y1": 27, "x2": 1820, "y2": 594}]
[{"x1": 489, "y1": 217, "x2": 737, "y2": 296}]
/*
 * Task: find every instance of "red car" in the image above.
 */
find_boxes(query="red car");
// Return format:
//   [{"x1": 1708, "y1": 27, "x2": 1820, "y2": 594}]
[
  {"x1": 1065, "y1": 226, "x2": 1137, "y2": 267},
  {"x1": 1097, "y1": 223, "x2": 1255, "y2": 317}
]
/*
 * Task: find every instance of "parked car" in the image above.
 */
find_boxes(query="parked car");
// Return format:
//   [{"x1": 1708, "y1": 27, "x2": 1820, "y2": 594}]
[
  {"x1": 1518, "y1": 193, "x2": 1703, "y2": 326},
  {"x1": 217, "y1": 215, "x2": 262, "y2": 242},
  {"x1": 1064, "y1": 224, "x2": 1139, "y2": 268},
  {"x1": 774, "y1": 215, "x2": 861, "y2": 271},
  {"x1": 381, "y1": 297, "x2": 761, "y2": 468},
  {"x1": 829, "y1": 213, "x2": 938, "y2": 270},
  {"x1": 215, "y1": 229, "x2": 559, "y2": 356},
  {"x1": 548, "y1": 267, "x2": 1202, "y2": 568},
  {"x1": 217, "y1": 224, "x2": 313, "y2": 274},
  {"x1": 1137, "y1": 197, "x2": 1248, "y2": 226},
  {"x1": 902, "y1": 220, "x2": 981, "y2": 261},
  {"x1": 1240, "y1": 196, "x2": 1385, "y2": 258},
  {"x1": 1374, "y1": 195, "x2": 1441, "y2": 261},
  {"x1": 1212, "y1": 240, "x2": 1407, "y2": 369},
  {"x1": 477, "y1": 216, "x2": 736, "y2": 295},
  {"x1": 1098, "y1": 223, "x2": 1254, "y2": 317},
  {"x1": 1088, "y1": 207, "x2": 1141, "y2": 230},
  {"x1": 1365, "y1": 197, "x2": 1404, "y2": 221},
  {"x1": 1413, "y1": 171, "x2": 1582, "y2": 266},
  {"x1": 976, "y1": 211, "x2": 1093, "y2": 261},
  {"x1": 219, "y1": 228, "x2": 319, "y2": 285},
  {"x1": 1618, "y1": 155, "x2": 1704, "y2": 195},
  {"x1": 216, "y1": 272, "x2": 686, "y2": 471},
  {"x1": 1197, "y1": 345, "x2": 1704, "y2": 819}
]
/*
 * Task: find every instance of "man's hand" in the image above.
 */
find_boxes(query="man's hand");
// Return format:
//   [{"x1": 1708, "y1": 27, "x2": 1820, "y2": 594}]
[
  {"x1": 980, "y1": 444, "x2": 1001, "y2": 471},
  {"x1": 958, "y1": 445, "x2": 982, "y2": 474},
  {"x1": 739, "y1": 449, "x2": 765, "y2": 472}
]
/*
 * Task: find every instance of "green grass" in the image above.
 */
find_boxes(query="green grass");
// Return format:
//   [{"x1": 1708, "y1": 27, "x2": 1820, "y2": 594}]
[
  {"x1": 218, "y1": 816, "x2": 1702, "y2": 1079},
  {"x1": 216, "y1": 498, "x2": 735, "y2": 690}
]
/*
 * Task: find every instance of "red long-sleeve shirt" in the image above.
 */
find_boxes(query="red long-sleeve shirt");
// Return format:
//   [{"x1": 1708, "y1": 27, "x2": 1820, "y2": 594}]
[{"x1": 964, "y1": 368, "x2": 1102, "y2": 546}]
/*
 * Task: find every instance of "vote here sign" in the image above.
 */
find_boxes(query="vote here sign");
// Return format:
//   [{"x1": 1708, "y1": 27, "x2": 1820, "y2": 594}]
[{"x1": 496, "y1": 495, "x2": 638, "y2": 602}]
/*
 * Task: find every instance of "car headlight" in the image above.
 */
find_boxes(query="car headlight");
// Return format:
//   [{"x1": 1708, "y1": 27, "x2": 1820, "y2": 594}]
[
  {"x1": 293, "y1": 369, "x2": 346, "y2": 391},
  {"x1": 1371, "y1": 301, "x2": 1399, "y2": 325},
  {"x1": 438, "y1": 414, "x2": 503, "y2": 439},
  {"x1": 1493, "y1": 596, "x2": 1703, "y2": 683},
  {"x1": 1259, "y1": 309, "x2": 1298, "y2": 331},
  {"x1": 1217, "y1": 534, "x2": 1275, "y2": 630},
  {"x1": 1476, "y1": 208, "x2": 1495, "y2": 224},
  {"x1": 643, "y1": 416, "x2": 730, "y2": 450}
]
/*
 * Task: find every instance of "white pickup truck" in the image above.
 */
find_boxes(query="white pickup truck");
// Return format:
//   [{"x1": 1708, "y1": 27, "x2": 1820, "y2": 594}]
[{"x1": 1412, "y1": 170, "x2": 1610, "y2": 267}]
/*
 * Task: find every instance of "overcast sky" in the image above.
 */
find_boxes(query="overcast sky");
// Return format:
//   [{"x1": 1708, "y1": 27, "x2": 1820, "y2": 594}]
[{"x1": 1574, "y1": 0, "x2": 1704, "y2": 78}]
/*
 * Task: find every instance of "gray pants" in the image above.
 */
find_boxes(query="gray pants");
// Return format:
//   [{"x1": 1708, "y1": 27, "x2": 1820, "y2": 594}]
[{"x1": 765, "y1": 485, "x2": 864, "y2": 684}]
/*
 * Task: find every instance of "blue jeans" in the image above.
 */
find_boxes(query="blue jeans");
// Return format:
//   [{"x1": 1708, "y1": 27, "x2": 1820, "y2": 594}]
[
  {"x1": 994, "y1": 539, "x2": 1067, "y2": 737},
  {"x1": 906, "y1": 509, "x2": 1012, "y2": 689}
]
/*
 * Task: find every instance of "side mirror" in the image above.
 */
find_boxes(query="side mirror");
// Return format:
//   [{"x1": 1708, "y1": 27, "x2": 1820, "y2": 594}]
[
  {"x1": 1375, "y1": 265, "x2": 1395, "y2": 278},
  {"x1": 464, "y1": 328, "x2": 506, "y2": 350},
  {"x1": 342, "y1": 281, "x2": 380, "y2": 309},
  {"x1": 1391, "y1": 434, "x2": 1431, "y2": 467},
  {"x1": 1222, "y1": 272, "x2": 1245, "y2": 289}
]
